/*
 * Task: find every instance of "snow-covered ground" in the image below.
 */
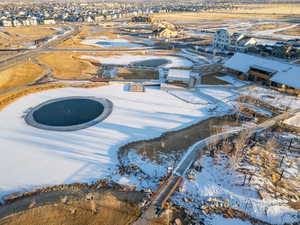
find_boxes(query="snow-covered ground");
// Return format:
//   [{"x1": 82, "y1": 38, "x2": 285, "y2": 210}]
[
  {"x1": 81, "y1": 54, "x2": 194, "y2": 68},
  {"x1": 240, "y1": 86, "x2": 300, "y2": 110},
  {"x1": 206, "y1": 215, "x2": 253, "y2": 225},
  {"x1": 133, "y1": 37, "x2": 156, "y2": 46},
  {"x1": 178, "y1": 49, "x2": 214, "y2": 64},
  {"x1": 172, "y1": 154, "x2": 299, "y2": 224},
  {"x1": 81, "y1": 36, "x2": 143, "y2": 48},
  {"x1": 167, "y1": 90, "x2": 210, "y2": 105},
  {"x1": 52, "y1": 27, "x2": 70, "y2": 32},
  {"x1": 199, "y1": 87, "x2": 239, "y2": 101},
  {"x1": 255, "y1": 38, "x2": 278, "y2": 46},
  {"x1": 284, "y1": 113, "x2": 300, "y2": 127},
  {"x1": 252, "y1": 24, "x2": 299, "y2": 40},
  {"x1": 112, "y1": 150, "x2": 175, "y2": 191},
  {"x1": 0, "y1": 84, "x2": 216, "y2": 202},
  {"x1": 217, "y1": 75, "x2": 249, "y2": 87},
  {"x1": 234, "y1": 102, "x2": 273, "y2": 118}
]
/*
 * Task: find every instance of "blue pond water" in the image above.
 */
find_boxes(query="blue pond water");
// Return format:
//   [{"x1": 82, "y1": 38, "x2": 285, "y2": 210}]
[{"x1": 32, "y1": 99, "x2": 104, "y2": 127}]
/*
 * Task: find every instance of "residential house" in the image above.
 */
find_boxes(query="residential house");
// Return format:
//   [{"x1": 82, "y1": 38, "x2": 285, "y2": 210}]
[
  {"x1": 213, "y1": 29, "x2": 231, "y2": 49},
  {"x1": 213, "y1": 29, "x2": 256, "y2": 52},
  {"x1": 1, "y1": 18, "x2": 13, "y2": 27},
  {"x1": 43, "y1": 18, "x2": 56, "y2": 25},
  {"x1": 12, "y1": 19, "x2": 23, "y2": 27},
  {"x1": 28, "y1": 16, "x2": 38, "y2": 25}
]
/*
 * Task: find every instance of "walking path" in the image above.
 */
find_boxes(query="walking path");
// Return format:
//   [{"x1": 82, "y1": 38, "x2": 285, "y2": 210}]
[{"x1": 132, "y1": 107, "x2": 300, "y2": 225}]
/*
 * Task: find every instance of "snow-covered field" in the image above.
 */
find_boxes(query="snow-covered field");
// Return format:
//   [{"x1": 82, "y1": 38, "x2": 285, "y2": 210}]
[
  {"x1": 81, "y1": 36, "x2": 142, "y2": 48},
  {"x1": 0, "y1": 84, "x2": 214, "y2": 202},
  {"x1": 81, "y1": 54, "x2": 194, "y2": 68},
  {"x1": 168, "y1": 90, "x2": 210, "y2": 105}
]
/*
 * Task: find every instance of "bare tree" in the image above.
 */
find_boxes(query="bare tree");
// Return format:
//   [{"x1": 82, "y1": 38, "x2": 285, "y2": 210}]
[
  {"x1": 265, "y1": 137, "x2": 279, "y2": 163},
  {"x1": 228, "y1": 130, "x2": 251, "y2": 168}
]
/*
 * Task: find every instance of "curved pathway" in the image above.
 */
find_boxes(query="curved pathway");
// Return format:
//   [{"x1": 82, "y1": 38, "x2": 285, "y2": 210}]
[{"x1": 133, "y1": 107, "x2": 300, "y2": 225}]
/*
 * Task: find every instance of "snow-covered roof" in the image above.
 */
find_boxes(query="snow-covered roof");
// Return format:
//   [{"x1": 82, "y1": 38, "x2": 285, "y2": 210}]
[
  {"x1": 225, "y1": 53, "x2": 300, "y2": 89},
  {"x1": 224, "y1": 53, "x2": 291, "y2": 73},
  {"x1": 167, "y1": 69, "x2": 191, "y2": 82},
  {"x1": 271, "y1": 66, "x2": 300, "y2": 89}
]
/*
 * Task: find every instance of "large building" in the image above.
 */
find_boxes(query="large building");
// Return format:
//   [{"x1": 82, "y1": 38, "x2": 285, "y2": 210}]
[
  {"x1": 213, "y1": 29, "x2": 256, "y2": 52},
  {"x1": 213, "y1": 29, "x2": 231, "y2": 49},
  {"x1": 224, "y1": 53, "x2": 300, "y2": 93}
]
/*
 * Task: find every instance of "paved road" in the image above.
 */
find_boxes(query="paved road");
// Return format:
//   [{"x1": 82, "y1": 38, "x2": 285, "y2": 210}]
[
  {"x1": 30, "y1": 58, "x2": 54, "y2": 83},
  {"x1": 132, "y1": 107, "x2": 300, "y2": 225},
  {"x1": 42, "y1": 47, "x2": 156, "y2": 52},
  {"x1": 0, "y1": 25, "x2": 80, "y2": 71}
]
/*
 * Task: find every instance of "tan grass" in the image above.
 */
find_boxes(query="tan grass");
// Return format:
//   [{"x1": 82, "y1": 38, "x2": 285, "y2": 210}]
[
  {"x1": 37, "y1": 52, "x2": 98, "y2": 80},
  {"x1": 115, "y1": 68, "x2": 159, "y2": 80},
  {"x1": 0, "y1": 193, "x2": 140, "y2": 225},
  {"x1": 0, "y1": 61, "x2": 46, "y2": 92},
  {"x1": 0, "y1": 82, "x2": 107, "y2": 112},
  {"x1": 152, "y1": 4, "x2": 300, "y2": 22}
]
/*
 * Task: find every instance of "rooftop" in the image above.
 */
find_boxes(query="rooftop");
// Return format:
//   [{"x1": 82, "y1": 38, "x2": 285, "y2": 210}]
[{"x1": 225, "y1": 53, "x2": 300, "y2": 89}]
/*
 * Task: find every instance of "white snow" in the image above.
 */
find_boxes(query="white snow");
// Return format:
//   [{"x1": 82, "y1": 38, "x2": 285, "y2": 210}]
[
  {"x1": 0, "y1": 84, "x2": 213, "y2": 201},
  {"x1": 167, "y1": 69, "x2": 191, "y2": 82},
  {"x1": 208, "y1": 215, "x2": 252, "y2": 225},
  {"x1": 225, "y1": 53, "x2": 291, "y2": 74},
  {"x1": 217, "y1": 75, "x2": 249, "y2": 87},
  {"x1": 271, "y1": 66, "x2": 300, "y2": 90},
  {"x1": 112, "y1": 149, "x2": 176, "y2": 191},
  {"x1": 172, "y1": 154, "x2": 299, "y2": 224},
  {"x1": 168, "y1": 90, "x2": 210, "y2": 105},
  {"x1": 179, "y1": 49, "x2": 212, "y2": 64},
  {"x1": 81, "y1": 36, "x2": 142, "y2": 48},
  {"x1": 255, "y1": 38, "x2": 278, "y2": 46},
  {"x1": 81, "y1": 54, "x2": 194, "y2": 68},
  {"x1": 199, "y1": 87, "x2": 238, "y2": 101},
  {"x1": 253, "y1": 24, "x2": 299, "y2": 40},
  {"x1": 240, "y1": 86, "x2": 300, "y2": 110},
  {"x1": 284, "y1": 112, "x2": 300, "y2": 127}
]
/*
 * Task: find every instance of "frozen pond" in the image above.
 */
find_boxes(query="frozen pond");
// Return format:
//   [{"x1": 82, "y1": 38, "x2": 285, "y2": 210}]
[
  {"x1": 82, "y1": 54, "x2": 194, "y2": 68},
  {"x1": 132, "y1": 59, "x2": 170, "y2": 67},
  {"x1": 81, "y1": 36, "x2": 142, "y2": 48},
  {"x1": 25, "y1": 97, "x2": 113, "y2": 131}
]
